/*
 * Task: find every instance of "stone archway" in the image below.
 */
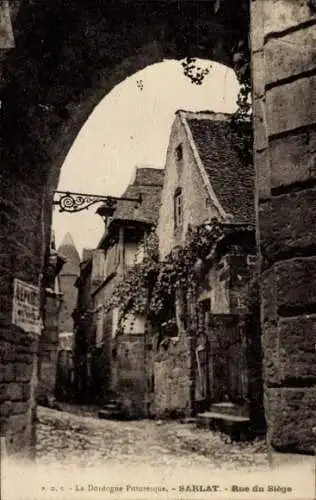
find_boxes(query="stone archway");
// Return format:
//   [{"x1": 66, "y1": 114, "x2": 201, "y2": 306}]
[
  {"x1": 0, "y1": 0, "x2": 249, "y2": 458},
  {"x1": 0, "y1": 0, "x2": 315, "y2": 457}
]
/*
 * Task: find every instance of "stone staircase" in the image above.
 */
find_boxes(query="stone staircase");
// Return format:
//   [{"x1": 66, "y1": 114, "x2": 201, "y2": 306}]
[{"x1": 196, "y1": 402, "x2": 250, "y2": 441}]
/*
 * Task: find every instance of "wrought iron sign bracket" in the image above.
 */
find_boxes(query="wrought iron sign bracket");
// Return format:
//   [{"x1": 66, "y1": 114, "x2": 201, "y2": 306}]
[{"x1": 53, "y1": 190, "x2": 142, "y2": 214}]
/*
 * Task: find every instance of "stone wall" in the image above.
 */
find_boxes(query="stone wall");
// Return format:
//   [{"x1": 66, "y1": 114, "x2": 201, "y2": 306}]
[
  {"x1": 58, "y1": 274, "x2": 77, "y2": 334},
  {"x1": 0, "y1": 168, "x2": 47, "y2": 459},
  {"x1": 198, "y1": 246, "x2": 257, "y2": 315},
  {"x1": 90, "y1": 277, "x2": 117, "y2": 404},
  {"x1": 251, "y1": 0, "x2": 316, "y2": 453},
  {"x1": 37, "y1": 292, "x2": 61, "y2": 401},
  {"x1": 1, "y1": 0, "x2": 315, "y2": 458},
  {"x1": 153, "y1": 334, "x2": 193, "y2": 419},
  {"x1": 157, "y1": 113, "x2": 222, "y2": 259},
  {"x1": 55, "y1": 349, "x2": 74, "y2": 402},
  {"x1": 113, "y1": 333, "x2": 147, "y2": 418},
  {"x1": 0, "y1": 0, "x2": 245, "y2": 458}
]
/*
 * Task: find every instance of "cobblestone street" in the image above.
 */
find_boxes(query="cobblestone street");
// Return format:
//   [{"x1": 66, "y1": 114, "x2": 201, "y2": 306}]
[
  {"x1": 3, "y1": 406, "x2": 315, "y2": 500},
  {"x1": 36, "y1": 405, "x2": 269, "y2": 471}
]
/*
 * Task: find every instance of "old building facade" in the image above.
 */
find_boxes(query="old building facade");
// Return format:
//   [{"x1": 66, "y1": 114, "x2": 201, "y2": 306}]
[
  {"x1": 157, "y1": 110, "x2": 254, "y2": 256},
  {"x1": 73, "y1": 167, "x2": 164, "y2": 416},
  {"x1": 54, "y1": 233, "x2": 80, "y2": 402},
  {"x1": 37, "y1": 234, "x2": 65, "y2": 405},
  {"x1": 154, "y1": 110, "x2": 262, "y2": 433}
]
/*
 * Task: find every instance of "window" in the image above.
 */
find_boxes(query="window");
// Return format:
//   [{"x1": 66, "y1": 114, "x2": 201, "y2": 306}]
[
  {"x1": 104, "y1": 243, "x2": 119, "y2": 278},
  {"x1": 174, "y1": 188, "x2": 183, "y2": 229},
  {"x1": 175, "y1": 144, "x2": 183, "y2": 161}
]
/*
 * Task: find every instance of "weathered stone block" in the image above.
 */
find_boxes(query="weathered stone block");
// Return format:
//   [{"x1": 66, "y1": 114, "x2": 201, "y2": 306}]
[
  {"x1": 14, "y1": 252, "x2": 39, "y2": 281},
  {"x1": 6, "y1": 383, "x2": 23, "y2": 401},
  {"x1": 0, "y1": 363, "x2": 15, "y2": 383},
  {"x1": 253, "y1": 97, "x2": 268, "y2": 151},
  {"x1": 153, "y1": 335, "x2": 192, "y2": 418},
  {"x1": 260, "y1": 188, "x2": 316, "y2": 261},
  {"x1": 252, "y1": 50, "x2": 265, "y2": 99},
  {"x1": 267, "y1": 76, "x2": 316, "y2": 136},
  {"x1": 15, "y1": 363, "x2": 33, "y2": 382},
  {"x1": 265, "y1": 387, "x2": 316, "y2": 453},
  {"x1": 261, "y1": 322, "x2": 280, "y2": 386},
  {"x1": 250, "y1": 0, "x2": 264, "y2": 52},
  {"x1": 16, "y1": 353, "x2": 34, "y2": 364},
  {"x1": 20, "y1": 333, "x2": 34, "y2": 347},
  {"x1": 0, "y1": 401, "x2": 12, "y2": 417},
  {"x1": 0, "y1": 294, "x2": 13, "y2": 316},
  {"x1": 270, "y1": 128, "x2": 316, "y2": 188},
  {"x1": 0, "y1": 254, "x2": 15, "y2": 275},
  {"x1": 256, "y1": 148, "x2": 271, "y2": 200},
  {"x1": 279, "y1": 316, "x2": 316, "y2": 381},
  {"x1": 264, "y1": 0, "x2": 316, "y2": 35},
  {"x1": 265, "y1": 25, "x2": 316, "y2": 85},
  {"x1": 11, "y1": 402, "x2": 29, "y2": 415},
  {"x1": 274, "y1": 257, "x2": 316, "y2": 312},
  {"x1": 22, "y1": 383, "x2": 31, "y2": 401},
  {"x1": 263, "y1": 315, "x2": 316, "y2": 385},
  {"x1": 261, "y1": 268, "x2": 277, "y2": 322},
  {"x1": 0, "y1": 325, "x2": 22, "y2": 343},
  {"x1": 0, "y1": 342, "x2": 16, "y2": 363}
]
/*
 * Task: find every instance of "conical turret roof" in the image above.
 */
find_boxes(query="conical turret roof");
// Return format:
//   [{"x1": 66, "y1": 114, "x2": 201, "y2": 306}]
[{"x1": 57, "y1": 232, "x2": 80, "y2": 276}]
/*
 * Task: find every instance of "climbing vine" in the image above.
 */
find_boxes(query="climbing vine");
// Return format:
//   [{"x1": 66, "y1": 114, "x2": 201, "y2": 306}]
[
  {"x1": 230, "y1": 35, "x2": 252, "y2": 165},
  {"x1": 104, "y1": 228, "x2": 160, "y2": 319},
  {"x1": 105, "y1": 220, "x2": 248, "y2": 334}
]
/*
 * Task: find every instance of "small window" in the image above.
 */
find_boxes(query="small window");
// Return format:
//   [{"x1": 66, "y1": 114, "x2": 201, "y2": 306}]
[
  {"x1": 175, "y1": 144, "x2": 183, "y2": 161},
  {"x1": 174, "y1": 188, "x2": 183, "y2": 229}
]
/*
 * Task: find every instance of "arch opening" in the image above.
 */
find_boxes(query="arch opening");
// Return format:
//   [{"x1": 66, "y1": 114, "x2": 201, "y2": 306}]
[
  {"x1": 53, "y1": 58, "x2": 241, "y2": 254},
  {"x1": 0, "y1": 0, "x2": 254, "y2": 459}
]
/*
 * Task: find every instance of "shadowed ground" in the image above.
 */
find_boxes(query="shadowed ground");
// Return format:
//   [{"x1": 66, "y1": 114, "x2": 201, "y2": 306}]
[{"x1": 36, "y1": 405, "x2": 269, "y2": 470}]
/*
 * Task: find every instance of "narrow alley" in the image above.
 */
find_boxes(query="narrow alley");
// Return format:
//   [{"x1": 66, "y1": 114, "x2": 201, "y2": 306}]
[
  {"x1": 36, "y1": 405, "x2": 268, "y2": 470},
  {"x1": 4, "y1": 406, "x2": 314, "y2": 500}
]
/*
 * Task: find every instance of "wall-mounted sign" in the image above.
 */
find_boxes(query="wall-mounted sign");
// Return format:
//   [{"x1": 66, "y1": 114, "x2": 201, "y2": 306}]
[{"x1": 12, "y1": 278, "x2": 42, "y2": 335}]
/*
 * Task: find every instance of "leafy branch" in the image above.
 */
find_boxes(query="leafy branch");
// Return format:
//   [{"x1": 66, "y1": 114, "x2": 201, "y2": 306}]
[
  {"x1": 104, "y1": 221, "x2": 240, "y2": 334},
  {"x1": 180, "y1": 0, "x2": 252, "y2": 165}
]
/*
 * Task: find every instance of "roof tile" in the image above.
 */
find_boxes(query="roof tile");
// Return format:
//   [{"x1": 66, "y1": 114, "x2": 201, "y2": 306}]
[
  {"x1": 111, "y1": 167, "x2": 164, "y2": 225},
  {"x1": 185, "y1": 115, "x2": 254, "y2": 223}
]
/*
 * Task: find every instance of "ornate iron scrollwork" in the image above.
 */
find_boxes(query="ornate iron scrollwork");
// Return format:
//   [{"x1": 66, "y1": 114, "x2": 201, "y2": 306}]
[{"x1": 53, "y1": 190, "x2": 142, "y2": 214}]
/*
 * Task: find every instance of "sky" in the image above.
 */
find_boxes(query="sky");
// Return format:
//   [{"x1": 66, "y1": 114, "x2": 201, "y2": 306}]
[{"x1": 53, "y1": 59, "x2": 240, "y2": 257}]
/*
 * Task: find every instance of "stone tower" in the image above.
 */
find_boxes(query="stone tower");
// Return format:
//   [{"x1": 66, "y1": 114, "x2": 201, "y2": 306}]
[{"x1": 57, "y1": 233, "x2": 80, "y2": 340}]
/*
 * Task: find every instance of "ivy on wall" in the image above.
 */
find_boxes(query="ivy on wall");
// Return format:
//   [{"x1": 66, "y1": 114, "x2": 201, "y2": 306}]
[{"x1": 104, "y1": 221, "x2": 251, "y2": 334}]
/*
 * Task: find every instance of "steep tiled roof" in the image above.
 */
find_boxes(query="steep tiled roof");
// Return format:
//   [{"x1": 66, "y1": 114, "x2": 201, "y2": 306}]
[
  {"x1": 180, "y1": 111, "x2": 254, "y2": 223},
  {"x1": 132, "y1": 166, "x2": 165, "y2": 186},
  {"x1": 111, "y1": 166, "x2": 164, "y2": 225}
]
